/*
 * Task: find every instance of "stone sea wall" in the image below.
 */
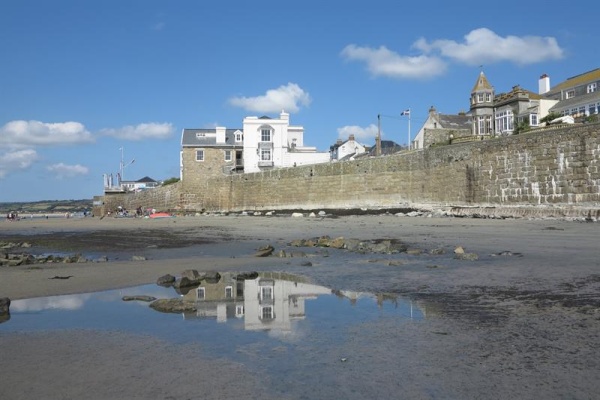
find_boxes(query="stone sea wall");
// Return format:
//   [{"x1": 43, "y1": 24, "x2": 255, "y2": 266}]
[{"x1": 96, "y1": 123, "x2": 600, "y2": 219}]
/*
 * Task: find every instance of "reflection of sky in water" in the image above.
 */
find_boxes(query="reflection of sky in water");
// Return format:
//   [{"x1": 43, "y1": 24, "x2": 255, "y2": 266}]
[{"x1": 2, "y1": 283, "x2": 423, "y2": 361}]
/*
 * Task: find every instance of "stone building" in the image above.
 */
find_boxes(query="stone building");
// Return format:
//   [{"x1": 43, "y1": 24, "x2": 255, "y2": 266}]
[
  {"x1": 412, "y1": 107, "x2": 471, "y2": 150},
  {"x1": 413, "y1": 68, "x2": 599, "y2": 149},
  {"x1": 180, "y1": 127, "x2": 244, "y2": 181}
]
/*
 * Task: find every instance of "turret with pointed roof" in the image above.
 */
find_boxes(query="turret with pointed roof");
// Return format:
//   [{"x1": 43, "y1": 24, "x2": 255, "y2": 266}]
[{"x1": 468, "y1": 71, "x2": 495, "y2": 135}]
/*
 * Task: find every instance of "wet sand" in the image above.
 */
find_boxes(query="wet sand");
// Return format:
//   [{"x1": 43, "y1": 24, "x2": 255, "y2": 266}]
[{"x1": 1, "y1": 214, "x2": 599, "y2": 399}]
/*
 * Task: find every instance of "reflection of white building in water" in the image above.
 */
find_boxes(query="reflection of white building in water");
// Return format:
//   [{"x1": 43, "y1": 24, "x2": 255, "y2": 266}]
[
  {"x1": 182, "y1": 272, "x2": 331, "y2": 332},
  {"x1": 243, "y1": 277, "x2": 331, "y2": 332}
]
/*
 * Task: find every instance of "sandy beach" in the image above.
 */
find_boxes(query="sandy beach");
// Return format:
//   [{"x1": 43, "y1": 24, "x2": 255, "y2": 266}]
[{"x1": 1, "y1": 213, "x2": 599, "y2": 399}]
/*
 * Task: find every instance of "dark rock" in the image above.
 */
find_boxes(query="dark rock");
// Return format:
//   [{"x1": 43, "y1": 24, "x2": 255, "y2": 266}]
[
  {"x1": 149, "y1": 298, "x2": 197, "y2": 313},
  {"x1": 203, "y1": 271, "x2": 221, "y2": 283},
  {"x1": 235, "y1": 272, "x2": 259, "y2": 280},
  {"x1": 254, "y1": 245, "x2": 274, "y2": 257},
  {"x1": 181, "y1": 269, "x2": 203, "y2": 285},
  {"x1": 122, "y1": 295, "x2": 157, "y2": 302},
  {"x1": 0, "y1": 297, "x2": 10, "y2": 315},
  {"x1": 454, "y1": 252, "x2": 479, "y2": 261},
  {"x1": 174, "y1": 276, "x2": 197, "y2": 289},
  {"x1": 300, "y1": 261, "x2": 313, "y2": 267},
  {"x1": 157, "y1": 274, "x2": 176, "y2": 286}
]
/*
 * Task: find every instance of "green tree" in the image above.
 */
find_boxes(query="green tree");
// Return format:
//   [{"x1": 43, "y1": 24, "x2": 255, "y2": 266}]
[
  {"x1": 540, "y1": 112, "x2": 561, "y2": 125},
  {"x1": 161, "y1": 177, "x2": 180, "y2": 186}
]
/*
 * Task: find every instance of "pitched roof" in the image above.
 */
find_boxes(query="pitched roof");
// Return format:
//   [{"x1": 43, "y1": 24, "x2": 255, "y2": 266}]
[
  {"x1": 136, "y1": 176, "x2": 157, "y2": 183},
  {"x1": 181, "y1": 128, "x2": 242, "y2": 147},
  {"x1": 545, "y1": 68, "x2": 600, "y2": 96},
  {"x1": 437, "y1": 114, "x2": 471, "y2": 129},
  {"x1": 471, "y1": 71, "x2": 493, "y2": 93}
]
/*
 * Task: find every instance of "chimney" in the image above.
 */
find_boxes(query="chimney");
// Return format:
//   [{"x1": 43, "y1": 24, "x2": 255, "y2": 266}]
[
  {"x1": 280, "y1": 110, "x2": 289, "y2": 121},
  {"x1": 429, "y1": 106, "x2": 437, "y2": 116},
  {"x1": 216, "y1": 127, "x2": 226, "y2": 144},
  {"x1": 348, "y1": 134, "x2": 355, "y2": 141},
  {"x1": 539, "y1": 74, "x2": 550, "y2": 95}
]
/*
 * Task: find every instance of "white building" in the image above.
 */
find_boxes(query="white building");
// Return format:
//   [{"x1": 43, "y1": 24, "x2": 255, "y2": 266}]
[
  {"x1": 242, "y1": 111, "x2": 330, "y2": 173},
  {"x1": 330, "y1": 134, "x2": 368, "y2": 161}
]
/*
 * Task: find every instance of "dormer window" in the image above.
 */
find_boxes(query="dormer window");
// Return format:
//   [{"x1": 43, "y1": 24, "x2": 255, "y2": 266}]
[
  {"x1": 588, "y1": 83, "x2": 597, "y2": 94},
  {"x1": 565, "y1": 90, "x2": 575, "y2": 99},
  {"x1": 235, "y1": 132, "x2": 243, "y2": 142},
  {"x1": 485, "y1": 93, "x2": 491, "y2": 102},
  {"x1": 477, "y1": 93, "x2": 484, "y2": 102}
]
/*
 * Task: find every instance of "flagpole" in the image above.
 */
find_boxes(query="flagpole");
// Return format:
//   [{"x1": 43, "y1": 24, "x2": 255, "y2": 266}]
[
  {"x1": 119, "y1": 147, "x2": 124, "y2": 184},
  {"x1": 408, "y1": 108, "x2": 411, "y2": 149}
]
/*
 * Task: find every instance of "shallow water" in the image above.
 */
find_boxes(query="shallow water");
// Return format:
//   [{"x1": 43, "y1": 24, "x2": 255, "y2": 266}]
[{"x1": 1, "y1": 273, "x2": 425, "y2": 398}]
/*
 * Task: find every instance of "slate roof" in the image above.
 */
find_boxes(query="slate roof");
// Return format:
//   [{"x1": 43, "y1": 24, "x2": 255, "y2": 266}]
[
  {"x1": 549, "y1": 91, "x2": 600, "y2": 112},
  {"x1": 136, "y1": 176, "x2": 157, "y2": 183},
  {"x1": 544, "y1": 68, "x2": 600, "y2": 96},
  {"x1": 437, "y1": 114, "x2": 471, "y2": 129},
  {"x1": 357, "y1": 140, "x2": 404, "y2": 157},
  {"x1": 471, "y1": 71, "x2": 493, "y2": 92},
  {"x1": 181, "y1": 128, "x2": 242, "y2": 147}
]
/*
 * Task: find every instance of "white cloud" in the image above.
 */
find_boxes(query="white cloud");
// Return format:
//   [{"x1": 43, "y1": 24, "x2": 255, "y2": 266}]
[
  {"x1": 413, "y1": 28, "x2": 564, "y2": 66},
  {"x1": 0, "y1": 120, "x2": 93, "y2": 148},
  {"x1": 46, "y1": 163, "x2": 89, "y2": 179},
  {"x1": 341, "y1": 44, "x2": 447, "y2": 79},
  {"x1": 337, "y1": 124, "x2": 380, "y2": 143},
  {"x1": 229, "y1": 83, "x2": 311, "y2": 113},
  {"x1": 99, "y1": 123, "x2": 174, "y2": 141},
  {"x1": 0, "y1": 149, "x2": 39, "y2": 178}
]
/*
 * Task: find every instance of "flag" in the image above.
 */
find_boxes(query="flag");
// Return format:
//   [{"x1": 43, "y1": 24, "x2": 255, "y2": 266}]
[{"x1": 401, "y1": 109, "x2": 410, "y2": 116}]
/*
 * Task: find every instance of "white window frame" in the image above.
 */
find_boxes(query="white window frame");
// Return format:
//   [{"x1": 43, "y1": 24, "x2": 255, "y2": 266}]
[
  {"x1": 196, "y1": 149, "x2": 205, "y2": 162},
  {"x1": 224, "y1": 150, "x2": 232, "y2": 162},
  {"x1": 235, "y1": 132, "x2": 243, "y2": 142},
  {"x1": 260, "y1": 305, "x2": 274, "y2": 320},
  {"x1": 261, "y1": 129, "x2": 272, "y2": 142},
  {"x1": 225, "y1": 286, "x2": 233, "y2": 299},
  {"x1": 197, "y1": 287, "x2": 205, "y2": 300},
  {"x1": 260, "y1": 148, "x2": 272, "y2": 162},
  {"x1": 485, "y1": 93, "x2": 491, "y2": 102},
  {"x1": 530, "y1": 114, "x2": 538, "y2": 127},
  {"x1": 477, "y1": 93, "x2": 484, "y2": 103},
  {"x1": 565, "y1": 90, "x2": 575, "y2": 99},
  {"x1": 235, "y1": 304, "x2": 244, "y2": 317},
  {"x1": 495, "y1": 110, "x2": 514, "y2": 133},
  {"x1": 260, "y1": 286, "x2": 273, "y2": 301},
  {"x1": 587, "y1": 83, "x2": 597, "y2": 93}
]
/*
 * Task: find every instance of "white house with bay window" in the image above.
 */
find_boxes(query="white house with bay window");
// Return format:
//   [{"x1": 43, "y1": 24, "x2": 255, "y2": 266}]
[
  {"x1": 242, "y1": 111, "x2": 330, "y2": 173},
  {"x1": 180, "y1": 111, "x2": 329, "y2": 181}
]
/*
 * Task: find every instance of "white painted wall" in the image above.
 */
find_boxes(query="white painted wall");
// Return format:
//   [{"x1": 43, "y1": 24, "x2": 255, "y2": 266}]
[{"x1": 242, "y1": 111, "x2": 329, "y2": 173}]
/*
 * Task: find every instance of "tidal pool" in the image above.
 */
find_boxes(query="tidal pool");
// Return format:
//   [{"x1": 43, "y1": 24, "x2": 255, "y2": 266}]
[
  {"x1": 3, "y1": 272, "x2": 423, "y2": 343},
  {"x1": 1, "y1": 272, "x2": 425, "y2": 398}
]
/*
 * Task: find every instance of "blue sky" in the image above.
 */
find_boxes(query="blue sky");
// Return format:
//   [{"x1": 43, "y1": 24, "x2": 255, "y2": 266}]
[{"x1": 0, "y1": 0, "x2": 596, "y2": 202}]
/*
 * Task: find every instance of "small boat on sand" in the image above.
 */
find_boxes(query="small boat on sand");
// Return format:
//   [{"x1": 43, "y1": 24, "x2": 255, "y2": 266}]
[{"x1": 148, "y1": 212, "x2": 174, "y2": 219}]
